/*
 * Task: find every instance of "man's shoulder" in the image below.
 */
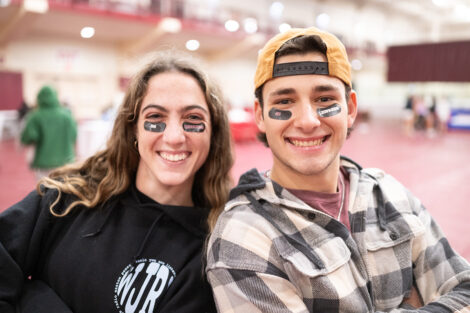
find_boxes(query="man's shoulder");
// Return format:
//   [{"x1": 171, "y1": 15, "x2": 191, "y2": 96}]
[
  {"x1": 215, "y1": 195, "x2": 268, "y2": 236},
  {"x1": 356, "y1": 166, "x2": 421, "y2": 217},
  {"x1": 207, "y1": 197, "x2": 282, "y2": 273},
  {"x1": 359, "y1": 166, "x2": 407, "y2": 192},
  {"x1": 210, "y1": 188, "x2": 282, "y2": 246},
  {"x1": 344, "y1": 159, "x2": 402, "y2": 189}
]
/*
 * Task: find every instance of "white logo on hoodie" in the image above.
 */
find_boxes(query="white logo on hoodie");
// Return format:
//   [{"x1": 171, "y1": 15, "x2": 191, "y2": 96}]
[{"x1": 114, "y1": 259, "x2": 176, "y2": 313}]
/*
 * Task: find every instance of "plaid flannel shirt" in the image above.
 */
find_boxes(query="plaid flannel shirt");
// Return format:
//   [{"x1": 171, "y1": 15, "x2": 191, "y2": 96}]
[{"x1": 206, "y1": 158, "x2": 470, "y2": 312}]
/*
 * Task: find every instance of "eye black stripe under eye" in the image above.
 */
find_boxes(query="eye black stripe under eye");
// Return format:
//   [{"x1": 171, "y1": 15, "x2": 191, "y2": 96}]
[
  {"x1": 183, "y1": 122, "x2": 205, "y2": 132},
  {"x1": 317, "y1": 103, "x2": 341, "y2": 117},
  {"x1": 144, "y1": 121, "x2": 166, "y2": 132},
  {"x1": 268, "y1": 108, "x2": 292, "y2": 120}
]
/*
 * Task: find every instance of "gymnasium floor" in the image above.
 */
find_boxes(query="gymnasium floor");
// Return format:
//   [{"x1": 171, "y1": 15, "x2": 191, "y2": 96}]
[{"x1": 1, "y1": 118, "x2": 469, "y2": 261}]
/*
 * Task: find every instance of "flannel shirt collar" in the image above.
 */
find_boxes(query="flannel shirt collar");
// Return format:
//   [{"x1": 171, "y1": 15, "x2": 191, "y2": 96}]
[{"x1": 226, "y1": 157, "x2": 365, "y2": 214}]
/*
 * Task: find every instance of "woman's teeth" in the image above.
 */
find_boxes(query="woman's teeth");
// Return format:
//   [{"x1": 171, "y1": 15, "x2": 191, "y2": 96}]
[{"x1": 160, "y1": 152, "x2": 188, "y2": 161}]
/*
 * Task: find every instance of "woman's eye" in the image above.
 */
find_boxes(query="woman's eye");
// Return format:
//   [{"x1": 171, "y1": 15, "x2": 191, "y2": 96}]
[
  {"x1": 148, "y1": 113, "x2": 162, "y2": 119},
  {"x1": 187, "y1": 114, "x2": 203, "y2": 120}
]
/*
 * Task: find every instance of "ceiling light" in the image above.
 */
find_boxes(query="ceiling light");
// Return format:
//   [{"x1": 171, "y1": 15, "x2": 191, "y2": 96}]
[
  {"x1": 243, "y1": 18, "x2": 258, "y2": 34},
  {"x1": 279, "y1": 23, "x2": 291, "y2": 33},
  {"x1": 80, "y1": 27, "x2": 95, "y2": 39},
  {"x1": 160, "y1": 17, "x2": 181, "y2": 33},
  {"x1": 270, "y1": 2, "x2": 284, "y2": 19},
  {"x1": 316, "y1": 13, "x2": 330, "y2": 29},
  {"x1": 186, "y1": 39, "x2": 200, "y2": 51},
  {"x1": 351, "y1": 59, "x2": 363, "y2": 71},
  {"x1": 225, "y1": 19, "x2": 240, "y2": 32},
  {"x1": 23, "y1": 0, "x2": 48, "y2": 13}
]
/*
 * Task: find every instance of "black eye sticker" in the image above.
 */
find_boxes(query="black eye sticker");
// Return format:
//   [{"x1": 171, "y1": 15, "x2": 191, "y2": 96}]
[
  {"x1": 268, "y1": 108, "x2": 292, "y2": 120},
  {"x1": 183, "y1": 122, "x2": 205, "y2": 132},
  {"x1": 317, "y1": 103, "x2": 341, "y2": 118},
  {"x1": 144, "y1": 121, "x2": 166, "y2": 132}
]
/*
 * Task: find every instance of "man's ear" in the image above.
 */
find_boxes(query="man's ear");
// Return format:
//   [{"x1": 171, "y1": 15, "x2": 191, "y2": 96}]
[
  {"x1": 254, "y1": 99, "x2": 266, "y2": 133},
  {"x1": 347, "y1": 90, "x2": 358, "y2": 128}
]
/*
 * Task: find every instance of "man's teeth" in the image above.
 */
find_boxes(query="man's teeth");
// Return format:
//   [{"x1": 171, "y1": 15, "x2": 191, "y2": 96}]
[
  {"x1": 160, "y1": 152, "x2": 188, "y2": 161},
  {"x1": 290, "y1": 138, "x2": 323, "y2": 147}
]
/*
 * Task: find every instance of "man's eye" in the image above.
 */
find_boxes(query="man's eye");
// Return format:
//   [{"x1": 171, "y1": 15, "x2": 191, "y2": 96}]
[
  {"x1": 276, "y1": 99, "x2": 291, "y2": 105},
  {"x1": 319, "y1": 97, "x2": 332, "y2": 102}
]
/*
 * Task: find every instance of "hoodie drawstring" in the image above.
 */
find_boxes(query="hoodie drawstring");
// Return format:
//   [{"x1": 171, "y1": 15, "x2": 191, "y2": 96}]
[
  {"x1": 81, "y1": 203, "x2": 115, "y2": 238},
  {"x1": 133, "y1": 213, "x2": 164, "y2": 261}
]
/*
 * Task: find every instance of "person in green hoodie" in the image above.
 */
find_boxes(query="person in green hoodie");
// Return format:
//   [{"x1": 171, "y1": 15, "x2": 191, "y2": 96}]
[{"x1": 21, "y1": 85, "x2": 77, "y2": 179}]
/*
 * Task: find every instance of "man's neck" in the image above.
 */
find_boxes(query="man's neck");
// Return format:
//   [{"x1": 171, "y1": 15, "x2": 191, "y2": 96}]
[{"x1": 270, "y1": 159, "x2": 340, "y2": 193}]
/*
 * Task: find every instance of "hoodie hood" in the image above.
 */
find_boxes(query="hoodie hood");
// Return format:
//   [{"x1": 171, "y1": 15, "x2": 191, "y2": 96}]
[
  {"x1": 129, "y1": 184, "x2": 210, "y2": 237},
  {"x1": 229, "y1": 168, "x2": 267, "y2": 200},
  {"x1": 37, "y1": 86, "x2": 60, "y2": 109},
  {"x1": 81, "y1": 183, "x2": 211, "y2": 241}
]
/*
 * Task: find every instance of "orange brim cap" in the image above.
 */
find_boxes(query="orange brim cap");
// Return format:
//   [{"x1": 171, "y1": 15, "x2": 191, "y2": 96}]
[{"x1": 254, "y1": 27, "x2": 351, "y2": 90}]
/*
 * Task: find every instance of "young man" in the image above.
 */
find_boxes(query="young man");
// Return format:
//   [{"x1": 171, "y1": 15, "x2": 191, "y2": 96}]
[{"x1": 206, "y1": 27, "x2": 470, "y2": 312}]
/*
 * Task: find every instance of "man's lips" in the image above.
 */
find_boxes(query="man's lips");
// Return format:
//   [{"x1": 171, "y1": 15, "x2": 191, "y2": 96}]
[{"x1": 287, "y1": 135, "x2": 329, "y2": 147}]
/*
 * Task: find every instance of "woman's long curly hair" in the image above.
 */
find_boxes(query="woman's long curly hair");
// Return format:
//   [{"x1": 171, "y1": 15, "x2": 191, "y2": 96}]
[{"x1": 39, "y1": 51, "x2": 233, "y2": 231}]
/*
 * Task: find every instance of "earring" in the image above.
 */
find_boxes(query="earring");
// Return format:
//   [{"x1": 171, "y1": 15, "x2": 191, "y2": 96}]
[{"x1": 134, "y1": 140, "x2": 138, "y2": 149}]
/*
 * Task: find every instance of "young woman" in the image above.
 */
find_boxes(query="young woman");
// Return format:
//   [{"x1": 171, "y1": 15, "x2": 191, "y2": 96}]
[{"x1": 0, "y1": 52, "x2": 233, "y2": 313}]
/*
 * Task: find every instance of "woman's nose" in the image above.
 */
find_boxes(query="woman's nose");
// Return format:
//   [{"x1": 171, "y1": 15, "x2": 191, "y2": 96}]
[{"x1": 162, "y1": 119, "x2": 185, "y2": 145}]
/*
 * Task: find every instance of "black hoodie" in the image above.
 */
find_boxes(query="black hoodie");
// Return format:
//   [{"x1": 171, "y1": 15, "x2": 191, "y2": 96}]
[{"x1": 0, "y1": 184, "x2": 216, "y2": 313}]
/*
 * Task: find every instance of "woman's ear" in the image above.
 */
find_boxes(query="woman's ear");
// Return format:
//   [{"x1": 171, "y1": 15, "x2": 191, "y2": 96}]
[{"x1": 347, "y1": 90, "x2": 358, "y2": 128}]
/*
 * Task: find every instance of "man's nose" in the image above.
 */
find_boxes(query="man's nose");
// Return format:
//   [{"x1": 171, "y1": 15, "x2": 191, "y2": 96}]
[{"x1": 293, "y1": 102, "x2": 321, "y2": 130}]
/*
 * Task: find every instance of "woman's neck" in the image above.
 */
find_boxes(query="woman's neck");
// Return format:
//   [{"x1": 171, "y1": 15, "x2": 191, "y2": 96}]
[{"x1": 135, "y1": 177, "x2": 194, "y2": 207}]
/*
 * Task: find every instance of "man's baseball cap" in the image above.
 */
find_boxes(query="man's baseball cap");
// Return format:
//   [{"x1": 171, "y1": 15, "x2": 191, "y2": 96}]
[{"x1": 254, "y1": 27, "x2": 351, "y2": 90}]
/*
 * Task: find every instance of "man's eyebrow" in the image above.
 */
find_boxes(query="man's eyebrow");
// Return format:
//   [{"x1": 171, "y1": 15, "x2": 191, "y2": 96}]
[
  {"x1": 313, "y1": 84, "x2": 341, "y2": 93},
  {"x1": 142, "y1": 104, "x2": 168, "y2": 113},
  {"x1": 268, "y1": 88, "x2": 296, "y2": 98}
]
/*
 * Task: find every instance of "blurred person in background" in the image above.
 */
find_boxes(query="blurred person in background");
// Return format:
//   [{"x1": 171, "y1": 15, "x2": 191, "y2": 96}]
[
  {"x1": 20, "y1": 85, "x2": 77, "y2": 180},
  {"x1": 412, "y1": 95, "x2": 428, "y2": 130},
  {"x1": 403, "y1": 94, "x2": 415, "y2": 136},
  {"x1": 412, "y1": 94, "x2": 437, "y2": 137},
  {"x1": 0, "y1": 52, "x2": 233, "y2": 313},
  {"x1": 424, "y1": 95, "x2": 437, "y2": 137},
  {"x1": 15, "y1": 100, "x2": 31, "y2": 150},
  {"x1": 17, "y1": 100, "x2": 30, "y2": 122},
  {"x1": 206, "y1": 26, "x2": 470, "y2": 312},
  {"x1": 436, "y1": 95, "x2": 452, "y2": 134}
]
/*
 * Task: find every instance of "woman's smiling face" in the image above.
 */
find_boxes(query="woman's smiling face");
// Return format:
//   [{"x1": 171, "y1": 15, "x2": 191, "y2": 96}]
[{"x1": 135, "y1": 71, "x2": 211, "y2": 203}]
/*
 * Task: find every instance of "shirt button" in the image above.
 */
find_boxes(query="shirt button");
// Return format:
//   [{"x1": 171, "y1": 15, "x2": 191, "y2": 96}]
[
  {"x1": 307, "y1": 213, "x2": 316, "y2": 220},
  {"x1": 390, "y1": 232, "x2": 398, "y2": 240}
]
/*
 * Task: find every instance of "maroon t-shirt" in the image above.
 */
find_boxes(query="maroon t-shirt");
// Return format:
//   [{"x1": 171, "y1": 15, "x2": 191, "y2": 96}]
[{"x1": 287, "y1": 168, "x2": 350, "y2": 230}]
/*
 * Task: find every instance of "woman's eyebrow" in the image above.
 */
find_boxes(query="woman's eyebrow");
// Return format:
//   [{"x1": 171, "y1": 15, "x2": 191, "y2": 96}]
[
  {"x1": 141, "y1": 104, "x2": 208, "y2": 115},
  {"x1": 181, "y1": 104, "x2": 208, "y2": 114},
  {"x1": 142, "y1": 104, "x2": 168, "y2": 113}
]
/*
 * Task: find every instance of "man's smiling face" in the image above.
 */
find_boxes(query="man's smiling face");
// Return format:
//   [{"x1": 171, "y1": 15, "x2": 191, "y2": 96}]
[{"x1": 255, "y1": 52, "x2": 357, "y2": 189}]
